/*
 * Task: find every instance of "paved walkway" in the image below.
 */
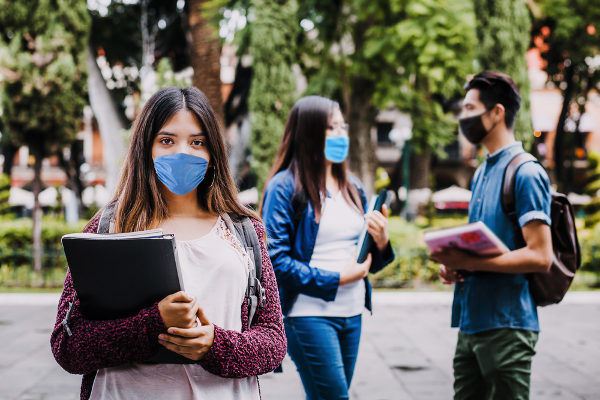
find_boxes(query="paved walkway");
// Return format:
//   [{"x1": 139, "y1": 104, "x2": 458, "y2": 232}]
[{"x1": 0, "y1": 291, "x2": 599, "y2": 399}]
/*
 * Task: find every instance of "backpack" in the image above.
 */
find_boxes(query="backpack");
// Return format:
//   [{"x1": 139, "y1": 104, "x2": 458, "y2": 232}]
[
  {"x1": 501, "y1": 152, "x2": 581, "y2": 306},
  {"x1": 63, "y1": 202, "x2": 265, "y2": 336}
]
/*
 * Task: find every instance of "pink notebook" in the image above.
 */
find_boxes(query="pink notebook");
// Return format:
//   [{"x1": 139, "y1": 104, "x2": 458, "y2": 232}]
[{"x1": 424, "y1": 221, "x2": 509, "y2": 256}]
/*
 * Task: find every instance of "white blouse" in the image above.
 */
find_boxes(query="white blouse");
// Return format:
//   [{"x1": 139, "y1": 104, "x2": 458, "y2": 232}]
[
  {"x1": 89, "y1": 216, "x2": 260, "y2": 400},
  {"x1": 288, "y1": 192, "x2": 366, "y2": 317}
]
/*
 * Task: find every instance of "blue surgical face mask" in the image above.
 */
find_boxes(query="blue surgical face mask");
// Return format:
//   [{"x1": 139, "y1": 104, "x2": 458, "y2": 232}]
[
  {"x1": 153, "y1": 153, "x2": 209, "y2": 195},
  {"x1": 324, "y1": 136, "x2": 349, "y2": 163}
]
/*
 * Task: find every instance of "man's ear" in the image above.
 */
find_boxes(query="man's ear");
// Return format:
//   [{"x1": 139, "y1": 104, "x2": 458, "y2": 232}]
[{"x1": 493, "y1": 103, "x2": 506, "y2": 125}]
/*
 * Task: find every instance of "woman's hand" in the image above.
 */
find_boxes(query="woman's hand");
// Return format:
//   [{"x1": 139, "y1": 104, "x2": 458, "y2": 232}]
[
  {"x1": 366, "y1": 204, "x2": 390, "y2": 251},
  {"x1": 339, "y1": 253, "x2": 372, "y2": 286},
  {"x1": 158, "y1": 291, "x2": 199, "y2": 329},
  {"x1": 158, "y1": 307, "x2": 215, "y2": 361}
]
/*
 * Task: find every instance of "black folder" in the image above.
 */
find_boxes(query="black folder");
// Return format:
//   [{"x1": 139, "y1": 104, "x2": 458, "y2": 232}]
[{"x1": 61, "y1": 229, "x2": 192, "y2": 363}]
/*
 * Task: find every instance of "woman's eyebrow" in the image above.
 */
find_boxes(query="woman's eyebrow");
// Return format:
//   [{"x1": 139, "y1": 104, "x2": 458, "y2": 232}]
[{"x1": 157, "y1": 131, "x2": 205, "y2": 137}]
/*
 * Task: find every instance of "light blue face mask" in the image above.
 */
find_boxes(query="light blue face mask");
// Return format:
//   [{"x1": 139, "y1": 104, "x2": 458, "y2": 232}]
[
  {"x1": 324, "y1": 136, "x2": 349, "y2": 163},
  {"x1": 153, "y1": 153, "x2": 209, "y2": 195}
]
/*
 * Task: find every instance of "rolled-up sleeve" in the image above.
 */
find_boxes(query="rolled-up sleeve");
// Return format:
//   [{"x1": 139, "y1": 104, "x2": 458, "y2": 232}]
[{"x1": 514, "y1": 162, "x2": 552, "y2": 228}]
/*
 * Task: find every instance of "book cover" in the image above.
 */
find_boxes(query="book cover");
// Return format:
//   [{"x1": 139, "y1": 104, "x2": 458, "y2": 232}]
[{"x1": 423, "y1": 221, "x2": 509, "y2": 256}]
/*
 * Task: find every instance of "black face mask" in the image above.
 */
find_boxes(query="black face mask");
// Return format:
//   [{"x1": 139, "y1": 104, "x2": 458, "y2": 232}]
[{"x1": 458, "y1": 111, "x2": 496, "y2": 144}]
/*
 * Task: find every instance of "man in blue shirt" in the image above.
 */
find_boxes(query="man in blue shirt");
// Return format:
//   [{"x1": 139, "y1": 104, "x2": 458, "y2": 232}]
[{"x1": 432, "y1": 71, "x2": 553, "y2": 400}]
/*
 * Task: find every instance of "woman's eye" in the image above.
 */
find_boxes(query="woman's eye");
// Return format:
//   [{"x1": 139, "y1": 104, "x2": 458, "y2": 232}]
[
  {"x1": 159, "y1": 138, "x2": 173, "y2": 145},
  {"x1": 192, "y1": 139, "x2": 205, "y2": 146}
]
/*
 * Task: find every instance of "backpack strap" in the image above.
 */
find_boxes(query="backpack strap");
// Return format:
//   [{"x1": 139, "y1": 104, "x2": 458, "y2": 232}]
[
  {"x1": 501, "y1": 152, "x2": 538, "y2": 220},
  {"x1": 222, "y1": 213, "x2": 266, "y2": 328},
  {"x1": 501, "y1": 152, "x2": 539, "y2": 247},
  {"x1": 97, "y1": 200, "x2": 117, "y2": 234}
]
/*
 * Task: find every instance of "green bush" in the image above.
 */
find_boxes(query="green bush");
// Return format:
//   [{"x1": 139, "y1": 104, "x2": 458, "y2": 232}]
[
  {"x1": 374, "y1": 215, "x2": 600, "y2": 289},
  {"x1": 0, "y1": 216, "x2": 87, "y2": 287},
  {"x1": 579, "y1": 221, "x2": 600, "y2": 277},
  {"x1": 371, "y1": 216, "x2": 447, "y2": 288}
]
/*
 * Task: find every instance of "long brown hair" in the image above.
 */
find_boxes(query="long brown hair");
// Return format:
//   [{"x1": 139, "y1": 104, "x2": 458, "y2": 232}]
[
  {"x1": 112, "y1": 86, "x2": 258, "y2": 232},
  {"x1": 263, "y1": 95, "x2": 362, "y2": 220}
]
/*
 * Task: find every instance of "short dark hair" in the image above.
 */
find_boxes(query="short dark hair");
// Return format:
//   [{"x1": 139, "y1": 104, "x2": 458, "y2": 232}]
[{"x1": 464, "y1": 70, "x2": 521, "y2": 129}]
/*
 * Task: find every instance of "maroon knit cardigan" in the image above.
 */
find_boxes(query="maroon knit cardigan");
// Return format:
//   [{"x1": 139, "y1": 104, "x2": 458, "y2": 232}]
[{"x1": 51, "y1": 214, "x2": 286, "y2": 400}]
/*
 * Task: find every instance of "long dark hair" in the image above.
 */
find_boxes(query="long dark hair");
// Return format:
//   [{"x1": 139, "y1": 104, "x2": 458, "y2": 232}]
[
  {"x1": 263, "y1": 95, "x2": 362, "y2": 220},
  {"x1": 112, "y1": 86, "x2": 258, "y2": 232}
]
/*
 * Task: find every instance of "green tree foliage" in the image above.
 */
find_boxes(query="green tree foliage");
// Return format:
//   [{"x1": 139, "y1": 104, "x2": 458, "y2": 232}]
[
  {"x1": 0, "y1": 173, "x2": 10, "y2": 215},
  {"x1": 299, "y1": 0, "x2": 476, "y2": 189},
  {"x1": 0, "y1": 0, "x2": 90, "y2": 273},
  {"x1": 473, "y1": 0, "x2": 533, "y2": 147},
  {"x1": 246, "y1": 0, "x2": 298, "y2": 190},
  {"x1": 531, "y1": 0, "x2": 600, "y2": 190},
  {"x1": 583, "y1": 152, "x2": 600, "y2": 227},
  {"x1": 0, "y1": 1, "x2": 90, "y2": 157}
]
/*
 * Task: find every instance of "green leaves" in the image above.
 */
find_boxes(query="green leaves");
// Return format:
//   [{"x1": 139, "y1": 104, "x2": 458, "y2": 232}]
[
  {"x1": 247, "y1": 0, "x2": 298, "y2": 189},
  {"x1": 0, "y1": 0, "x2": 90, "y2": 156}
]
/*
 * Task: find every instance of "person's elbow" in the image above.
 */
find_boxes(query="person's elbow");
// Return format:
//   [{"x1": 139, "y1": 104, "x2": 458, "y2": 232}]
[{"x1": 534, "y1": 247, "x2": 553, "y2": 273}]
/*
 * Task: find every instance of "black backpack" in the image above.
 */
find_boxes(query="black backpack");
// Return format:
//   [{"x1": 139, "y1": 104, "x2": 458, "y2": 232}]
[{"x1": 501, "y1": 152, "x2": 581, "y2": 306}]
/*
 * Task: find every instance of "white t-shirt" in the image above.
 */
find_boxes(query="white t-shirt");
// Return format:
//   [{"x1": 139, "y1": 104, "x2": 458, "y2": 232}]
[
  {"x1": 89, "y1": 216, "x2": 260, "y2": 400},
  {"x1": 288, "y1": 192, "x2": 366, "y2": 317}
]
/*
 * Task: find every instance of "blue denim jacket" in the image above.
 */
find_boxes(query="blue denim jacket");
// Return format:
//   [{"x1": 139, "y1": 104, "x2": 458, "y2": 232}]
[
  {"x1": 262, "y1": 169, "x2": 395, "y2": 316},
  {"x1": 451, "y1": 142, "x2": 551, "y2": 334}
]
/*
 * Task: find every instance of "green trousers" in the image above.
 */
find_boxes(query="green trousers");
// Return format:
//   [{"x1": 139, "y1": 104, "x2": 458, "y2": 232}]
[{"x1": 453, "y1": 328, "x2": 538, "y2": 400}]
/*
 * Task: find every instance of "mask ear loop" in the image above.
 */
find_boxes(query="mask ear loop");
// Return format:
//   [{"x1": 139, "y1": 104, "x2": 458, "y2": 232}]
[{"x1": 481, "y1": 107, "x2": 500, "y2": 137}]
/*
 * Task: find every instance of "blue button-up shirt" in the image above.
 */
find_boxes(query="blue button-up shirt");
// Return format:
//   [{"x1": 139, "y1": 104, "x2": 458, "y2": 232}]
[{"x1": 451, "y1": 142, "x2": 552, "y2": 334}]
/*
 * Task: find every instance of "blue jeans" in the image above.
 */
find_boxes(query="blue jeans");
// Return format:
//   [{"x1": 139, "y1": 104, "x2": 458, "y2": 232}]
[{"x1": 284, "y1": 315, "x2": 362, "y2": 400}]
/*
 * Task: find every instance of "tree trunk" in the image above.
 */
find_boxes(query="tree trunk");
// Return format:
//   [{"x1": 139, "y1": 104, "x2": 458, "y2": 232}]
[
  {"x1": 57, "y1": 145, "x2": 84, "y2": 217},
  {"x1": 1, "y1": 140, "x2": 18, "y2": 177},
  {"x1": 31, "y1": 149, "x2": 43, "y2": 274},
  {"x1": 347, "y1": 77, "x2": 377, "y2": 196},
  {"x1": 554, "y1": 63, "x2": 575, "y2": 192},
  {"x1": 86, "y1": 47, "x2": 127, "y2": 193},
  {"x1": 409, "y1": 147, "x2": 432, "y2": 189},
  {"x1": 188, "y1": 0, "x2": 223, "y2": 126}
]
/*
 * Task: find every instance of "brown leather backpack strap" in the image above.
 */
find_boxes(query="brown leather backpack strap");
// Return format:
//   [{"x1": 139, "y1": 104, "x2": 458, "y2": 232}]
[{"x1": 501, "y1": 152, "x2": 538, "y2": 218}]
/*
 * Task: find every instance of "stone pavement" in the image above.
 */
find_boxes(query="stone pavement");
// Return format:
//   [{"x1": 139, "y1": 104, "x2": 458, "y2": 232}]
[{"x1": 0, "y1": 291, "x2": 599, "y2": 400}]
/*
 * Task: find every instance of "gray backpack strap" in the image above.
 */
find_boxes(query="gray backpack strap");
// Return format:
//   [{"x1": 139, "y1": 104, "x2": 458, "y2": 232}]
[
  {"x1": 97, "y1": 201, "x2": 117, "y2": 234},
  {"x1": 223, "y1": 213, "x2": 266, "y2": 328}
]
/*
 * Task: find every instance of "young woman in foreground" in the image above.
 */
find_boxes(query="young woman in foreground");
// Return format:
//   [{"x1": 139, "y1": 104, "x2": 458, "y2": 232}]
[{"x1": 51, "y1": 86, "x2": 286, "y2": 400}]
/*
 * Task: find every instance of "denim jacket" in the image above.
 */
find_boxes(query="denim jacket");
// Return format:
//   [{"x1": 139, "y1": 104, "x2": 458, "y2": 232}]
[{"x1": 262, "y1": 169, "x2": 395, "y2": 316}]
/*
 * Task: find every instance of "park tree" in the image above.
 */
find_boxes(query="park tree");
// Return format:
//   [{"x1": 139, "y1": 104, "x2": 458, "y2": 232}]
[
  {"x1": 473, "y1": 0, "x2": 534, "y2": 147},
  {"x1": 188, "y1": 0, "x2": 225, "y2": 125},
  {"x1": 530, "y1": 0, "x2": 600, "y2": 191},
  {"x1": 0, "y1": 0, "x2": 90, "y2": 273},
  {"x1": 210, "y1": 0, "x2": 299, "y2": 189},
  {"x1": 298, "y1": 0, "x2": 476, "y2": 191},
  {"x1": 246, "y1": 0, "x2": 298, "y2": 190}
]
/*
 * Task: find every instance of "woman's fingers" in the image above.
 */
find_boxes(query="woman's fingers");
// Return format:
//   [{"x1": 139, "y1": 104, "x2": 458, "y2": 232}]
[
  {"x1": 381, "y1": 204, "x2": 388, "y2": 218},
  {"x1": 196, "y1": 307, "x2": 211, "y2": 326},
  {"x1": 166, "y1": 325, "x2": 208, "y2": 338},
  {"x1": 169, "y1": 291, "x2": 193, "y2": 303}
]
